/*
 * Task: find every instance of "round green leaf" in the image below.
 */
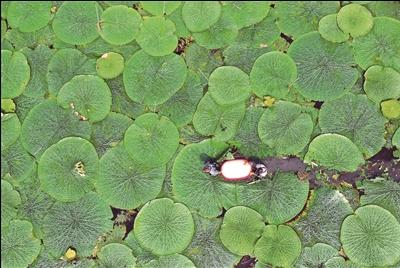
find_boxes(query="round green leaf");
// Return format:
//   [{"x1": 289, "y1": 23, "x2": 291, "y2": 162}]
[
  {"x1": 158, "y1": 71, "x2": 203, "y2": 127},
  {"x1": 224, "y1": 1, "x2": 270, "y2": 29},
  {"x1": 57, "y1": 75, "x2": 112, "y2": 122},
  {"x1": 288, "y1": 32, "x2": 358, "y2": 101},
  {"x1": 258, "y1": 101, "x2": 314, "y2": 155},
  {"x1": 96, "y1": 52, "x2": 125, "y2": 79},
  {"x1": 134, "y1": 198, "x2": 194, "y2": 256},
  {"x1": 237, "y1": 172, "x2": 309, "y2": 224},
  {"x1": 53, "y1": 1, "x2": 102, "y2": 45},
  {"x1": 1, "y1": 113, "x2": 21, "y2": 151},
  {"x1": 337, "y1": 4, "x2": 373, "y2": 38},
  {"x1": 1, "y1": 220, "x2": 41, "y2": 268},
  {"x1": 294, "y1": 243, "x2": 339, "y2": 268},
  {"x1": 144, "y1": 254, "x2": 195, "y2": 268},
  {"x1": 38, "y1": 137, "x2": 98, "y2": 202},
  {"x1": 193, "y1": 93, "x2": 245, "y2": 141},
  {"x1": 98, "y1": 5, "x2": 142, "y2": 45},
  {"x1": 96, "y1": 145, "x2": 165, "y2": 209},
  {"x1": 220, "y1": 206, "x2": 264, "y2": 255},
  {"x1": 137, "y1": 16, "x2": 177, "y2": 56},
  {"x1": 305, "y1": 134, "x2": 364, "y2": 172},
  {"x1": 141, "y1": 1, "x2": 181, "y2": 15},
  {"x1": 325, "y1": 257, "x2": 360, "y2": 268},
  {"x1": 182, "y1": 1, "x2": 221, "y2": 32},
  {"x1": 184, "y1": 214, "x2": 237, "y2": 268},
  {"x1": 318, "y1": 93, "x2": 386, "y2": 158},
  {"x1": 381, "y1": 99, "x2": 400, "y2": 119},
  {"x1": 192, "y1": 8, "x2": 238, "y2": 49},
  {"x1": 42, "y1": 192, "x2": 113, "y2": 258},
  {"x1": 21, "y1": 100, "x2": 91, "y2": 157},
  {"x1": 91, "y1": 112, "x2": 132, "y2": 156},
  {"x1": 254, "y1": 225, "x2": 302, "y2": 268},
  {"x1": 7, "y1": 1, "x2": 51, "y2": 33},
  {"x1": 47, "y1": 48, "x2": 96, "y2": 96},
  {"x1": 359, "y1": 178, "x2": 400, "y2": 221},
  {"x1": 123, "y1": 50, "x2": 187, "y2": 105},
  {"x1": 353, "y1": 17, "x2": 400, "y2": 72},
  {"x1": 292, "y1": 187, "x2": 354, "y2": 249},
  {"x1": 171, "y1": 139, "x2": 240, "y2": 218},
  {"x1": 318, "y1": 14, "x2": 349, "y2": 43},
  {"x1": 1, "y1": 50, "x2": 30, "y2": 99},
  {"x1": 341, "y1": 205, "x2": 400, "y2": 267},
  {"x1": 364, "y1": 65, "x2": 400, "y2": 104},
  {"x1": 1, "y1": 179, "x2": 21, "y2": 227},
  {"x1": 124, "y1": 113, "x2": 179, "y2": 167},
  {"x1": 97, "y1": 243, "x2": 136, "y2": 268},
  {"x1": 250, "y1": 51, "x2": 297, "y2": 99},
  {"x1": 275, "y1": 1, "x2": 340, "y2": 38},
  {"x1": 208, "y1": 66, "x2": 251, "y2": 105}
]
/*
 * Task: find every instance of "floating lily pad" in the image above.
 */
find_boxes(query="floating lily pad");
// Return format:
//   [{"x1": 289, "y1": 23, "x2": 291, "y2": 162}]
[
  {"x1": 258, "y1": 101, "x2": 314, "y2": 155},
  {"x1": 96, "y1": 52, "x2": 125, "y2": 79},
  {"x1": 288, "y1": 32, "x2": 358, "y2": 101},
  {"x1": 359, "y1": 178, "x2": 400, "y2": 221},
  {"x1": 1, "y1": 220, "x2": 41, "y2": 268},
  {"x1": 231, "y1": 107, "x2": 273, "y2": 158},
  {"x1": 144, "y1": 254, "x2": 196, "y2": 268},
  {"x1": 318, "y1": 14, "x2": 349, "y2": 43},
  {"x1": 193, "y1": 8, "x2": 238, "y2": 49},
  {"x1": 1, "y1": 50, "x2": 30, "y2": 99},
  {"x1": 57, "y1": 75, "x2": 112, "y2": 122},
  {"x1": 305, "y1": 134, "x2": 364, "y2": 172},
  {"x1": 96, "y1": 145, "x2": 165, "y2": 209},
  {"x1": 250, "y1": 51, "x2": 297, "y2": 99},
  {"x1": 141, "y1": 1, "x2": 181, "y2": 15},
  {"x1": 275, "y1": 1, "x2": 340, "y2": 38},
  {"x1": 254, "y1": 225, "x2": 302, "y2": 268},
  {"x1": 193, "y1": 93, "x2": 245, "y2": 141},
  {"x1": 337, "y1": 4, "x2": 373, "y2": 37},
  {"x1": 341, "y1": 205, "x2": 400, "y2": 267},
  {"x1": 294, "y1": 243, "x2": 339, "y2": 268},
  {"x1": 1, "y1": 179, "x2": 21, "y2": 227},
  {"x1": 364, "y1": 65, "x2": 400, "y2": 104},
  {"x1": 123, "y1": 50, "x2": 187, "y2": 105},
  {"x1": 47, "y1": 48, "x2": 96, "y2": 96},
  {"x1": 21, "y1": 100, "x2": 91, "y2": 158},
  {"x1": 237, "y1": 172, "x2": 309, "y2": 224},
  {"x1": 171, "y1": 139, "x2": 240, "y2": 217},
  {"x1": 353, "y1": 17, "x2": 400, "y2": 72},
  {"x1": 98, "y1": 5, "x2": 141, "y2": 45},
  {"x1": 137, "y1": 16, "x2": 177, "y2": 56},
  {"x1": 97, "y1": 243, "x2": 136, "y2": 268},
  {"x1": 53, "y1": 1, "x2": 102, "y2": 45},
  {"x1": 293, "y1": 187, "x2": 353, "y2": 249},
  {"x1": 124, "y1": 113, "x2": 179, "y2": 167},
  {"x1": 182, "y1": 1, "x2": 221, "y2": 32},
  {"x1": 381, "y1": 99, "x2": 400, "y2": 119},
  {"x1": 220, "y1": 206, "x2": 265, "y2": 255},
  {"x1": 184, "y1": 214, "x2": 238, "y2": 268},
  {"x1": 42, "y1": 192, "x2": 113, "y2": 258},
  {"x1": 158, "y1": 71, "x2": 203, "y2": 127},
  {"x1": 38, "y1": 137, "x2": 98, "y2": 202},
  {"x1": 208, "y1": 66, "x2": 251, "y2": 105},
  {"x1": 318, "y1": 93, "x2": 386, "y2": 157},
  {"x1": 1, "y1": 113, "x2": 21, "y2": 151},
  {"x1": 224, "y1": 1, "x2": 270, "y2": 29},
  {"x1": 7, "y1": 1, "x2": 51, "y2": 33},
  {"x1": 91, "y1": 112, "x2": 132, "y2": 156},
  {"x1": 134, "y1": 198, "x2": 194, "y2": 256},
  {"x1": 21, "y1": 45, "x2": 55, "y2": 98}
]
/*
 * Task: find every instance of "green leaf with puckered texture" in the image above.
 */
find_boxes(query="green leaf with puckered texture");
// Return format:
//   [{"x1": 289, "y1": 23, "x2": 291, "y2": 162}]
[
  {"x1": 182, "y1": 1, "x2": 221, "y2": 32},
  {"x1": 42, "y1": 192, "x2": 113, "y2": 258},
  {"x1": 141, "y1": 1, "x2": 181, "y2": 15},
  {"x1": 293, "y1": 187, "x2": 353, "y2": 249},
  {"x1": 237, "y1": 172, "x2": 309, "y2": 224},
  {"x1": 96, "y1": 243, "x2": 136, "y2": 268},
  {"x1": 7, "y1": 1, "x2": 52, "y2": 33},
  {"x1": 1, "y1": 50, "x2": 30, "y2": 99},
  {"x1": 1, "y1": 113, "x2": 21, "y2": 151},
  {"x1": 364, "y1": 65, "x2": 400, "y2": 104},
  {"x1": 143, "y1": 254, "x2": 196, "y2": 268},
  {"x1": 96, "y1": 145, "x2": 165, "y2": 209},
  {"x1": 294, "y1": 243, "x2": 339, "y2": 268},
  {"x1": 224, "y1": 1, "x2": 270, "y2": 29},
  {"x1": 1, "y1": 179, "x2": 21, "y2": 228}
]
